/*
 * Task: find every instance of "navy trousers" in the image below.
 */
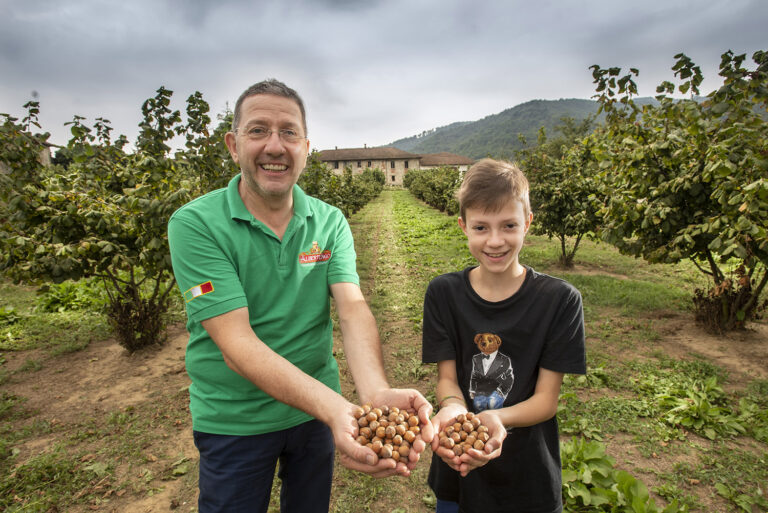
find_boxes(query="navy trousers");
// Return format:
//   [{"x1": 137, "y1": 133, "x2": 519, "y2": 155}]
[{"x1": 194, "y1": 419, "x2": 335, "y2": 513}]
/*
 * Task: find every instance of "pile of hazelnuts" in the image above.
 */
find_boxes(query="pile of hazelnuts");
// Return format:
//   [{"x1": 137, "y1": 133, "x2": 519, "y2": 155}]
[
  {"x1": 437, "y1": 412, "x2": 489, "y2": 456},
  {"x1": 353, "y1": 405, "x2": 491, "y2": 462},
  {"x1": 353, "y1": 404, "x2": 420, "y2": 461}
]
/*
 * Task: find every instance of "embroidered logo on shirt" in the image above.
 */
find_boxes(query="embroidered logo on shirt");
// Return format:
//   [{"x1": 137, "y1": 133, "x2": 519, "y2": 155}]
[
  {"x1": 299, "y1": 241, "x2": 332, "y2": 264},
  {"x1": 184, "y1": 281, "x2": 214, "y2": 302}
]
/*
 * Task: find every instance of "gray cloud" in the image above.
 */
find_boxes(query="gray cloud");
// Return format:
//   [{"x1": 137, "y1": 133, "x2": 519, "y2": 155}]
[{"x1": 1, "y1": 0, "x2": 766, "y2": 152}]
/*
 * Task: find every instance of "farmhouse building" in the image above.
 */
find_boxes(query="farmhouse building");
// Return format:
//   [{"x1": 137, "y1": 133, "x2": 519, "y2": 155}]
[
  {"x1": 316, "y1": 146, "x2": 473, "y2": 186},
  {"x1": 419, "y1": 152, "x2": 474, "y2": 172}
]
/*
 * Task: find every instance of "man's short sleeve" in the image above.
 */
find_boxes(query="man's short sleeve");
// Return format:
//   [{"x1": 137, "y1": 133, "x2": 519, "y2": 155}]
[
  {"x1": 167, "y1": 210, "x2": 248, "y2": 322},
  {"x1": 326, "y1": 212, "x2": 359, "y2": 286}
]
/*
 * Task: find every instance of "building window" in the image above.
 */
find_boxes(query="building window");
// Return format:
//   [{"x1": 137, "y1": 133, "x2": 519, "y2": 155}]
[
  {"x1": 367, "y1": 161, "x2": 372, "y2": 167},
  {"x1": 405, "y1": 160, "x2": 409, "y2": 169},
  {"x1": 391, "y1": 175, "x2": 395, "y2": 182},
  {"x1": 334, "y1": 161, "x2": 339, "y2": 169},
  {"x1": 357, "y1": 161, "x2": 362, "y2": 168},
  {"x1": 390, "y1": 161, "x2": 395, "y2": 169}
]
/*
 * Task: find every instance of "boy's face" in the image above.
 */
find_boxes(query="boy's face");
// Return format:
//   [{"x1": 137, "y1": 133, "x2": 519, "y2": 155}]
[{"x1": 458, "y1": 199, "x2": 532, "y2": 276}]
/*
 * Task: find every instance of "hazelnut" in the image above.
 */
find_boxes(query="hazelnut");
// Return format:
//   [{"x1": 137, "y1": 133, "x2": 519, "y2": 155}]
[
  {"x1": 395, "y1": 424, "x2": 407, "y2": 436},
  {"x1": 385, "y1": 425, "x2": 396, "y2": 439},
  {"x1": 371, "y1": 440, "x2": 383, "y2": 454},
  {"x1": 353, "y1": 406, "x2": 365, "y2": 419},
  {"x1": 471, "y1": 417, "x2": 481, "y2": 428},
  {"x1": 366, "y1": 411, "x2": 378, "y2": 423},
  {"x1": 404, "y1": 430, "x2": 416, "y2": 443},
  {"x1": 462, "y1": 421, "x2": 474, "y2": 433},
  {"x1": 398, "y1": 445, "x2": 410, "y2": 457},
  {"x1": 408, "y1": 415, "x2": 419, "y2": 427},
  {"x1": 459, "y1": 430, "x2": 468, "y2": 441},
  {"x1": 362, "y1": 404, "x2": 372, "y2": 415},
  {"x1": 392, "y1": 434, "x2": 403, "y2": 446},
  {"x1": 465, "y1": 412, "x2": 475, "y2": 420},
  {"x1": 372, "y1": 407, "x2": 383, "y2": 418},
  {"x1": 391, "y1": 450, "x2": 400, "y2": 462},
  {"x1": 477, "y1": 432, "x2": 490, "y2": 443},
  {"x1": 453, "y1": 444, "x2": 464, "y2": 456},
  {"x1": 359, "y1": 427, "x2": 372, "y2": 438},
  {"x1": 473, "y1": 440, "x2": 485, "y2": 451},
  {"x1": 358, "y1": 417, "x2": 369, "y2": 428},
  {"x1": 379, "y1": 444, "x2": 393, "y2": 459},
  {"x1": 465, "y1": 435, "x2": 476, "y2": 447},
  {"x1": 356, "y1": 435, "x2": 368, "y2": 445},
  {"x1": 456, "y1": 413, "x2": 466, "y2": 424},
  {"x1": 376, "y1": 426, "x2": 386, "y2": 439},
  {"x1": 441, "y1": 437, "x2": 455, "y2": 449},
  {"x1": 368, "y1": 420, "x2": 379, "y2": 432},
  {"x1": 450, "y1": 432, "x2": 461, "y2": 443}
]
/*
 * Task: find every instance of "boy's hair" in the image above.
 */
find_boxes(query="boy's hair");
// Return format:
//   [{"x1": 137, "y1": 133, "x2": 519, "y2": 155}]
[
  {"x1": 457, "y1": 158, "x2": 531, "y2": 220},
  {"x1": 231, "y1": 78, "x2": 307, "y2": 135}
]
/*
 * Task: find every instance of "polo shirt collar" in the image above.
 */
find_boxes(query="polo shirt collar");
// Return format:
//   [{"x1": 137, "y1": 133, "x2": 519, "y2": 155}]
[{"x1": 226, "y1": 173, "x2": 313, "y2": 222}]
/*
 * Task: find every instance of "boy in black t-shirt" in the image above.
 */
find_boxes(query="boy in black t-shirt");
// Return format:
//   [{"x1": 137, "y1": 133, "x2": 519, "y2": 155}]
[{"x1": 422, "y1": 158, "x2": 586, "y2": 513}]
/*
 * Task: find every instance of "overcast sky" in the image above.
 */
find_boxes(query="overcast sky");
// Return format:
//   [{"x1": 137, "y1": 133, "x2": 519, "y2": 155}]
[{"x1": 2, "y1": 0, "x2": 766, "y2": 153}]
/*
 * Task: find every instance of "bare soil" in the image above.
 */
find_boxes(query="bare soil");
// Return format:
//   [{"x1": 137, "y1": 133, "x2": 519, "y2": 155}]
[{"x1": 4, "y1": 314, "x2": 766, "y2": 512}]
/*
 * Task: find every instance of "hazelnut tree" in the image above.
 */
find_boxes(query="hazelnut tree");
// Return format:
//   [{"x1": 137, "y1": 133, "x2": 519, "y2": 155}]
[
  {"x1": 517, "y1": 118, "x2": 603, "y2": 268},
  {"x1": 590, "y1": 50, "x2": 768, "y2": 332},
  {"x1": 0, "y1": 87, "x2": 228, "y2": 351}
]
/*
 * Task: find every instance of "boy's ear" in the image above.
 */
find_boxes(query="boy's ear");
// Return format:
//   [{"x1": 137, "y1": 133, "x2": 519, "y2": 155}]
[
  {"x1": 458, "y1": 216, "x2": 467, "y2": 234},
  {"x1": 524, "y1": 212, "x2": 533, "y2": 233}
]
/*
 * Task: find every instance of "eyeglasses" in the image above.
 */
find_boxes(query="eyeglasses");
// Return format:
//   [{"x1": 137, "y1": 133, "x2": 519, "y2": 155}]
[{"x1": 234, "y1": 126, "x2": 306, "y2": 143}]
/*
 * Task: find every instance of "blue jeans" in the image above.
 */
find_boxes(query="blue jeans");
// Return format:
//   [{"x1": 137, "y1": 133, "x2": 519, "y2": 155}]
[
  {"x1": 436, "y1": 499, "x2": 460, "y2": 513},
  {"x1": 194, "y1": 420, "x2": 334, "y2": 513},
  {"x1": 473, "y1": 390, "x2": 504, "y2": 411}
]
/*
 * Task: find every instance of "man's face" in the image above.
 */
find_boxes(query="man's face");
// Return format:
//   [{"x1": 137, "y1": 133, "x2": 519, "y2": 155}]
[{"x1": 225, "y1": 94, "x2": 310, "y2": 202}]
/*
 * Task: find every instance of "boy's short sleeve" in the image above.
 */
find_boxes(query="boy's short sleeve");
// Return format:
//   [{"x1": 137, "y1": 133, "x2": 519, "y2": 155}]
[
  {"x1": 540, "y1": 285, "x2": 586, "y2": 375},
  {"x1": 422, "y1": 279, "x2": 457, "y2": 363},
  {"x1": 167, "y1": 213, "x2": 248, "y2": 323}
]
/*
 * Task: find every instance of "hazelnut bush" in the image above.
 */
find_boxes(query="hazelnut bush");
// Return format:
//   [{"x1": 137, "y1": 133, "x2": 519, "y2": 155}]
[
  {"x1": 436, "y1": 412, "x2": 489, "y2": 457},
  {"x1": 353, "y1": 404, "x2": 421, "y2": 462}
]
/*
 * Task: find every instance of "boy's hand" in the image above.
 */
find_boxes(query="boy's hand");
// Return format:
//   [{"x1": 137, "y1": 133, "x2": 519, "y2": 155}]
[
  {"x1": 430, "y1": 403, "x2": 470, "y2": 468},
  {"x1": 453, "y1": 410, "x2": 506, "y2": 476}
]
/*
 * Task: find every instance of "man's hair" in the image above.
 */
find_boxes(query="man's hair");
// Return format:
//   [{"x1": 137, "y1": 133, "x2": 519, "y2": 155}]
[
  {"x1": 457, "y1": 158, "x2": 531, "y2": 220},
  {"x1": 231, "y1": 78, "x2": 307, "y2": 135}
]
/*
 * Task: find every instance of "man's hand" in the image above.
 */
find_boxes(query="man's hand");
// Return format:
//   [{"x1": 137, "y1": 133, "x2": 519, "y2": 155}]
[{"x1": 332, "y1": 388, "x2": 434, "y2": 477}]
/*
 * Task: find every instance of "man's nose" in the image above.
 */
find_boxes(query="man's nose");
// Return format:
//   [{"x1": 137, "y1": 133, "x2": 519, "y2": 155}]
[{"x1": 263, "y1": 131, "x2": 285, "y2": 153}]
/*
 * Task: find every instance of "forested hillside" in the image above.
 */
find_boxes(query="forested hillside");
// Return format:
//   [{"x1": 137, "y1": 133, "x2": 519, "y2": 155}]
[{"x1": 389, "y1": 97, "x2": 668, "y2": 159}]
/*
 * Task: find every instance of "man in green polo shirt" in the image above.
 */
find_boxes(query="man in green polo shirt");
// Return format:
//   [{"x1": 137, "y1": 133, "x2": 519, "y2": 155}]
[{"x1": 167, "y1": 79, "x2": 434, "y2": 513}]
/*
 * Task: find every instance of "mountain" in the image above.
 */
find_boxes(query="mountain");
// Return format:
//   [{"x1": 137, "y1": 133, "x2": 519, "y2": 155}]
[
  {"x1": 389, "y1": 98, "x2": 602, "y2": 159},
  {"x1": 388, "y1": 97, "x2": 681, "y2": 159}
]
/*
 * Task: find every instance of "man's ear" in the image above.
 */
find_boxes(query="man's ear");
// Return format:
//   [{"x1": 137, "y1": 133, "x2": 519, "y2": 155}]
[{"x1": 224, "y1": 132, "x2": 239, "y2": 165}]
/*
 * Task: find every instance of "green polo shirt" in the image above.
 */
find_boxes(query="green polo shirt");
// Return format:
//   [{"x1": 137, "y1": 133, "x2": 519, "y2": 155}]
[{"x1": 167, "y1": 174, "x2": 359, "y2": 435}]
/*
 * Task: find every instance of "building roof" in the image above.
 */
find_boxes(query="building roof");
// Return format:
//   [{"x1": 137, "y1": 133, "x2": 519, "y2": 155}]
[
  {"x1": 317, "y1": 146, "x2": 421, "y2": 161},
  {"x1": 419, "y1": 152, "x2": 475, "y2": 166}
]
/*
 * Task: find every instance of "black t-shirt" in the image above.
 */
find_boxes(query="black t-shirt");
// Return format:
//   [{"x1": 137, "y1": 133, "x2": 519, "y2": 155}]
[{"x1": 422, "y1": 266, "x2": 586, "y2": 513}]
